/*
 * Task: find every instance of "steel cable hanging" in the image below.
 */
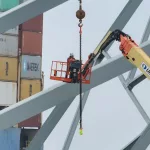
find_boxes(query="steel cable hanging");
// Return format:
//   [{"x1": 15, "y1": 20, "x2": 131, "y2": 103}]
[{"x1": 76, "y1": 0, "x2": 85, "y2": 135}]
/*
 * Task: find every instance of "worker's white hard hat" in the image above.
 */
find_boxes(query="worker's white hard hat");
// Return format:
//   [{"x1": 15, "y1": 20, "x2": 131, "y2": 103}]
[{"x1": 70, "y1": 53, "x2": 74, "y2": 57}]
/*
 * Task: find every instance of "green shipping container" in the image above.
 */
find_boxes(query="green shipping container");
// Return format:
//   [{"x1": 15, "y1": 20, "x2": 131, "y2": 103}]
[{"x1": 0, "y1": 0, "x2": 19, "y2": 11}]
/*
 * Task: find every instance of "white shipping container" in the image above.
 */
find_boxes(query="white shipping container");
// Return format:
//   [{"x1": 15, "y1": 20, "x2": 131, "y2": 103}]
[
  {"x1": 0, "y1": 81, "x2": 17, "y2": 106},
  {"x1": 21, "y1": 55, "x2": 42, "y2": 79},
  {"x1": 4, "y1": 26, "x2": 19, "y2": 35},
  {"x1": 0, "y1": 34, "x2": 18, "y2": 57},
  {"x1": 0, "y1": 13, "x2": 19, "y2": 35}
]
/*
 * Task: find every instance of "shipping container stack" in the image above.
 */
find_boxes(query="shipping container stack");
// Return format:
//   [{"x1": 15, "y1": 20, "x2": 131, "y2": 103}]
[
  {"x1": 0, "y1": 0, "x2": 21, "y2": 149},
  {"x1": 0, "y1": 1, "x2": 19, "y2": 110},
  {"x1": 0, "y1": 1, "x2": 44, "y2": 149},
  {"x1": 0, "y1": 27, "x2": 18, "y2": 108},
  {"x1": 18, "y1": 14, "x2": 44, "y2": 149}
]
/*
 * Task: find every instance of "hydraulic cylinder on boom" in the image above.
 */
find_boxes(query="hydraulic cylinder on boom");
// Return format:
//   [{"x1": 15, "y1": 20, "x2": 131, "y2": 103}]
[
  {"x1": 50, "y1": 29, "x2": 150, "y2": 83},
  {"x1": 82, "y1": 29, "x2": 150, "y2": 80}
]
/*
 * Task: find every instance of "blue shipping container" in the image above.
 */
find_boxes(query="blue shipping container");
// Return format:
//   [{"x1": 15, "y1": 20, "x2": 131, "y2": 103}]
[{"x1": 0, "y1": 127, "x2": 21, "y2": 150}]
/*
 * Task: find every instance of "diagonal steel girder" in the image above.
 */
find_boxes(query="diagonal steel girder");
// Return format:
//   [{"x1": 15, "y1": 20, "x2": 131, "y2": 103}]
[
  {"x1": 26, "y1": 64, "x2": 96, "y2": 150},
  {"x1": 0, "y1": 1, "x2": 143, "y2": 149},
  {"x1": 141, "y1": 17, "x2": 150, "y2": 44},
  {"x1": 126, "y1": 16, "x2": 150, "y2": 82},
  {"x1": 95, "y1": 0, "x2": 143, "y2": 62},
  {"x1": 0, "y1": 40, "x2": 149, "y2": 131},
  {"x1": 25, "y1": 1, "x2": 144, "y2": 149},
  {"x1": 119, "y1": 16, "x2": 150, "y2": 149},
  {"x1": 121, "y1": 125, "x2": 149, "y2": 150},
  {"x1": 0, "y1": 0, "x2": 143, "y2": 34},
  {"x1": 130, "y1": 124, "x2": 150, "y2": 150},
  {"x1": 0, "y1": 0, "x2": 144, "y2": 149},
  {"x1": 103, "y1": 50, "x2": 150, "y2": 150},
  {"x1": 26, "y1": 98, "x2": 75, "y2": 150},
  {"x1": 102, "y1": 51, "x2": 150, "y2": 124},
  {"x1": 128, "y1": 74, "x2": 146, "y2": 90},
  {"x1": 125, "y1": 17, "x2": 150, "y2": 149},
  {"x1": 28, "y1": 12, "x2": 149, "y2": 150},
  {"x1": 62, "y1": 91, "x2": 90, "y2": 150},
  {"x1": 100, "y1": 51, "x2": 150, "y2": 150},
  {"x1": 123, "y1": 136, "x2": 140, "y2": 150},
  {"x1": 0, "y1": 0, "x2": 68, "y2": 33},
  {"x1": 61, "y1": 1, "x2": 144, "y2": 149}
]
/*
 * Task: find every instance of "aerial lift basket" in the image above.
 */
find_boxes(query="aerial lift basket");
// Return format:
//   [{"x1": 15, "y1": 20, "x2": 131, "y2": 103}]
[{"x1": 50, "y1": 61, "x2": 92, "y2": 84}]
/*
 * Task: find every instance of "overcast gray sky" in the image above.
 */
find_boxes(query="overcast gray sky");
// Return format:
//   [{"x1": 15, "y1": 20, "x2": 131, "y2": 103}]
[{"x1": 41, "y1": 0, "x2": 150, "y2": 149}]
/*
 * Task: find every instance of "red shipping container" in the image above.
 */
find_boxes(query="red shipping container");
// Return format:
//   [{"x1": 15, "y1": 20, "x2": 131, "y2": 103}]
[
  {"x1": 20, "y1": 15, "x2": 43, "y2": 32},
  {"x1": 18, "y1": 114, "x2": 41, "y2": 128},
  {"x1": 19, "y1": 31, "x2": 42, "y2": 56}
]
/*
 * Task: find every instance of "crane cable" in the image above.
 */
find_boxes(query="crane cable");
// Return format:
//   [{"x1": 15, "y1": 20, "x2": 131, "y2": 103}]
[{"x1": 76, "y1": 0, "x2": 85, "y2": 135}]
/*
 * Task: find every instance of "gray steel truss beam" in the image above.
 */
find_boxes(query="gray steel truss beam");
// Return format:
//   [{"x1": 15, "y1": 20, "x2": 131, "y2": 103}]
[
  {"x1": 30, "y1": 61, "x2": 95, "y2": 150},
  {"x1": 62, "y1": 1, "x2": 144, "y2": 146},
  {"x1": 0, "y1": 41, "x2": 149, "y2": 131},
  {"x1": 121, "y1": 125, "x2": 149, "y2": 150},
  {"x1": 102, "y1": 51, "x2": 150, "y2": 124},
  {"x1": 26, "y1": 98, "x2": 74, "y2": 150},
  {"x1": 0, "y1": 1, "x2": 145, "y2": 149},
  {"x1": 126, "y1": 16, "x2": 150, "y2": 82},
  {"x1": 62, "y1": 60, "x2": 97, "y2": 150},
  {"x1": 123, "y1": 136, "x2": 140, "y2": 150},
  {"x1": 141, "y1": 17, "x2": 150, "y2": 43},
  {"x1": 62, "y1": 1, "x2": 145, "y2": 147},
  {"x1": 126, "y1": 68, "x2": 137, "y2": 83},
  {"x1": 103, "y1": 50, "x2": 150, "y2": 150},
  {"x1": 96, "y1": 0, "x2": 143, "y2": 61},
  {"x1": 130, "y1": 124, "x2": 150, "y2": 150},
  {"x1": 121, "y1": 88, "x2": 150, "y2": 124},
  {"x1": 0, "y1": 0, "x2": 68, "y2": 33},
  {"x1": 61, "y1": 3, "x2": 144, "y2": 147},
  {"x1": 108, "y1": 0, "x2": 143, "y2": 31},
  {"x1": 124, "y1": 18, "x2": 150, "y2": 148},
  {"x1": 62, "y1": 91, "x2": 90, "y2": 150},
  {"x1": 122, "y1": 125, "x2": 149, "y2": 150},
  {"x1": 128, "y1": 74, "x2": 146, "y2": 90}
]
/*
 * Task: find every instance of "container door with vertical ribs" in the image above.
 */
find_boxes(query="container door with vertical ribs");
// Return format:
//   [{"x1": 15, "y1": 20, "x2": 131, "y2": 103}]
[
  {"x1": 0, "y1": 57, "x2": 18, "y2": 82},
  {"x1": 20, "y1": 31, "x2": 42, "y2": 56},
  {"x1": 19, "y1": 79, "x2": 42, "y2": 128},
  {"x1": 20, "y1": 79, "x2": 41, "y2": 100}
]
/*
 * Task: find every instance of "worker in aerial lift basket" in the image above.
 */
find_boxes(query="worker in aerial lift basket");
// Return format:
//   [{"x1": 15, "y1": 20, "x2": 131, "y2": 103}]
[
  {"x1": 65, "y1": 53, "x2": 76, "y2": 78},
  {"x1": 65, "y1": 53, "x2": 81, "y2": 83}
]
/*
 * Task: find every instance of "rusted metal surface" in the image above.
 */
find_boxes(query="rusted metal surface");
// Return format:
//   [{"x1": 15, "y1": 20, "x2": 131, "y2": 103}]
[
  {"x1": 18, "y1": 114, "x2": 41, "y2": 128},
  {"x1": 19, "y1": 14, "x2": 43, "y2": 33},
  {"x1": 19, "y1": 31, "x2": 42, "y2": 56}
]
